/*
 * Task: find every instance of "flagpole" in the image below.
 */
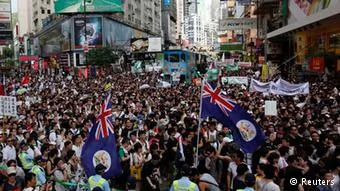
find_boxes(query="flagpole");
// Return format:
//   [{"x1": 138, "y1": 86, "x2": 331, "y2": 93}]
[{"x1": 195, "y1": 77, "x2": 205, "y2": 167}]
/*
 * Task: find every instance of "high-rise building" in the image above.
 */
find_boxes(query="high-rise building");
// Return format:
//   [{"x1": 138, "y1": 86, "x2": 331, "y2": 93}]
[
  {"x1": 18, "y1": 0, "x2": 161, "y2": 36},
  {"x1": 17, "y1": 0, "x2": 54, "y2": 35},
  {"x1": 32, "y1": 0, "x2": 54, "y2": 32},
  {"x1": 184, "y1": 14, "x2": 203, "y2": 45},
  {"x1": 176, "y1": 0, "x2": 184, "y2": 41},
  {"x1": 17, "y1": 0, "x2": 33, "y2": 36},
  {"x1": 161, "y1": 0, "x2": 177, "y2": 46},
  {"x1": 122, "y1": 0, "x2": 161, "y2": 35}
]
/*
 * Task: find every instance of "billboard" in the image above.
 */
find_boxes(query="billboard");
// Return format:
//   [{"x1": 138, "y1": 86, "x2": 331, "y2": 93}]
[
  {"x1": 219, "y1": 18, "x2": 257, "y2": 30},
  {"x1": 0, "y1": 2, "x2": 10, "y2": 12},
  {"x1": 163, "y1": 0, "x2": 171, "y2": 6},
  {"x1": 74, "y1": 17, "x2": 102, "y2": 49},
  {"x1": 148, "y1": 37, "x2": 162, "y2": 52},
  {"x1": 288, "y1": 0, "x2": 340, "y2": 24},
  {"x1": 131, "y1": 38, "x2": 162, "y2": 52},
  {"x1": 54, "y1": 0, "x2": 123, "y2": 13},
  {"x1": 131, "y1": 38, "x2": 148, "y2": 52}
]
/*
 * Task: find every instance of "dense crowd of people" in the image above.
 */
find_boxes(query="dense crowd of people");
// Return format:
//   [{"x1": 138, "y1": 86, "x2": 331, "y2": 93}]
[{"x1": 0, "y1": 66, "x2": 339, "y2": 191}]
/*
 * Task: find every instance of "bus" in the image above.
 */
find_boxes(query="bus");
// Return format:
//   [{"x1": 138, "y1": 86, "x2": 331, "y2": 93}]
[{"x1": 163, "y1": 50, "x2": 208, "y2": 83}]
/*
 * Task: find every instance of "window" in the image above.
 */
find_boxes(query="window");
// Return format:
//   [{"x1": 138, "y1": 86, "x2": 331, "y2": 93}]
[
  {"x1": 329, "y1": 33, "x2": 340, "y2": 48},
  {"x1": 180, "y1": 53, "x2": 186, "y2": 62},
  {"x1": 41, "y1": 9, "x2": 45, "y2": 14},
  {"x1": 164, "y1": 54, "x2": 169, "y2": 61},
  {"x1": 169, "y1": 54, "x2": 180, "y2": 62},
  {"x1": 47, "y1": 9, "x2": 51, "y2": 14}
]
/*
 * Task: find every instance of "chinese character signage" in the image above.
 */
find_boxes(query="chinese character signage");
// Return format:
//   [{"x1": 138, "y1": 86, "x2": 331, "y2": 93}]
[
  {"x1": 0, "y1": 96, "x2": 17, "y2": 117},
  {"x1": 309, "y1": 57, "x2": 325, "y2": 73}
]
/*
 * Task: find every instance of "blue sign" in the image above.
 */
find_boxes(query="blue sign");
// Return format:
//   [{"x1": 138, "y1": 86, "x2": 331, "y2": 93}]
[{"x1": 163, "y1": 0, "x2": 171, "y2": 6}]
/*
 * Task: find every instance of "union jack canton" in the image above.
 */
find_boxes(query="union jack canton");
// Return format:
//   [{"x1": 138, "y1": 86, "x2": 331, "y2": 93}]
[
  {"x1": 95, "y1": 94, "x2": 114, "y2": 140},
  {"x1": 202, "y1": 82, "x2": 236, "y2": 116}
]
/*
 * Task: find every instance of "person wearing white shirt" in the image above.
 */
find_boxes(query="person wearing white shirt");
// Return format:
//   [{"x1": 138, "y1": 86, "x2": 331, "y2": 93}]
[
  {"x1": 227, "y1": 151, "x2": 252, "y2": 191},
  {"x1": 2, "y1": 137, "x2": 17, "y2": 163},
  {"x1": 278, "y1": 146, "x2": 289, "y2": 169},
  {"x1": 72, "y1": 134, "x2": 84, "y2": 158}
]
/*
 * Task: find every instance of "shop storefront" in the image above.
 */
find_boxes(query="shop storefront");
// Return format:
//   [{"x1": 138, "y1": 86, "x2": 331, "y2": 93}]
[{"x1": 267, "y1": 0, "x2": 340, "y2": 73}]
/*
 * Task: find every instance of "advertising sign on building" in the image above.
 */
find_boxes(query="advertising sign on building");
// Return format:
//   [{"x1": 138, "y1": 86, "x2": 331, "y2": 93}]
[
  {"x1": 219, "y1": 18, "x2": 257, "y2": 30},
  {"x1": 309, "y1": 57, "x2": 325, "y2": 73},
  {"x1": 220, "y1": 42, "x2": 243, "y2": 52},
  {"x1": 131, "y1": 38, "x2": 163, "y2": 52},
  {"x1": 74, "y1": 17, "x2": 103, "y2": 49},
  {"x1": 54, "y1": 0, "x2": 123, "y2": 13},
  {"x1": 0, "y1": 2, "x2": 10, "y2": 12},
  {"x1": 148, "y1": 37, "x2": 162, "y2": 52},
  {"x1": 163, "y1": 0, "x2": 172, "y2": 6}
]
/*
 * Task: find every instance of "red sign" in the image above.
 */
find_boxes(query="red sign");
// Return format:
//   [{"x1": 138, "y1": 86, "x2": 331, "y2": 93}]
[
  {"x1": 258, "y1": 56, "x2": 265, "y2": 66},
  {"x1": 19, "y1": 55, "x2": 39, "y2": 61},
  {"x1": 309, "y1": 57, "x2": 325, "y2": 73},
  {"x1": 83, "y1": 41, "x2": 89, "y2": 53}
]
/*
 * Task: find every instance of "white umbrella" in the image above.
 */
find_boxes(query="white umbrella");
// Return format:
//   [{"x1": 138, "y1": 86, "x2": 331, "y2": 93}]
[
  {"x1": 157, "y1": 81, "x2": 171, "y2": 88},
  {"x1": 139, "y1": 84, "x2": 150, "y2": 90}
]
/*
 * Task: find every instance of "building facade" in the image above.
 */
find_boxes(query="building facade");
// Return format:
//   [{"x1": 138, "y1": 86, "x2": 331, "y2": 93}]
[
  {"x1": 32, "y1": 0, "x2": 54, "y2": 32},
  {"x1": 17, "y1": 0, "x2": 33, "y2": 37},
  {"x1": 122, "y1": 0, "x2": 162, "y2": 35}
]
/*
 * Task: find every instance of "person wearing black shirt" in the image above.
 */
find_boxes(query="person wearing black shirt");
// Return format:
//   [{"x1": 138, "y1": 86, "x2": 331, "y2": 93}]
[
  {"x1": 181, "y1": 132, "x2": 195, "y2": 168},
  {"x1": 141, "y1": 154, "x2": 161, "y2": 191},
  {"x1": 279, "y1": 155, "x2": 304, "y2": 191}
]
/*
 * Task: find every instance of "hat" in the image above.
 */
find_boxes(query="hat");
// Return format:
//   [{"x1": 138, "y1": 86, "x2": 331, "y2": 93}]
[
  {"x1": 95, "y1": 164, "x2": 106, "y2": 173},
  {"x1": 7, "y1": 167, "x2": 16, "y2": 175}
]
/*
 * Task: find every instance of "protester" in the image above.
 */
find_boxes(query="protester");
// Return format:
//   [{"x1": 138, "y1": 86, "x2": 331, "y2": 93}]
[{"x1": 0, "y1": 65, "x2": 337, "y2": 191}]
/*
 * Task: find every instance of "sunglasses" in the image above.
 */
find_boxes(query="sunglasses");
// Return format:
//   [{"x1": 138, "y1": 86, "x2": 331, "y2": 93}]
[{"x1": 8, "y1": 173, "x2": 16, "y2": 177}]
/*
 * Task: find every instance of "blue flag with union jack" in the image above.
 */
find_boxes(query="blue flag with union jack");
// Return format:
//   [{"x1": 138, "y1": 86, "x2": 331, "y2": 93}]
[
  {"x1": 81, "y1": 94, "x2": 122, "y2": 179},
  {"x1": 201, "y1": 81, "x2": 265, "y2": 153}
]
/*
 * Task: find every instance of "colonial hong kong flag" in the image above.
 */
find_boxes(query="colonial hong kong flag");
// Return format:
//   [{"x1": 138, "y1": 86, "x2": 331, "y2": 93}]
[
  {"x1": 200, "y1": 81, "x2": 265, "y2": 153},
  {"x1": 81, "y1": 94, "x2": 121, "y2": 179}
]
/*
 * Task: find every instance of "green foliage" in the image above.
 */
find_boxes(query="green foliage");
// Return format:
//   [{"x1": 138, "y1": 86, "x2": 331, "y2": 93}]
[
  {"x1": 5, "y1": 59, "x2": 15, "y2": 66},
  {"x1": 85, "y1": 47, "x2": 118, "y2": 66},
  {"x1": 1, "y1": 47, "x2": 13, "y2": 59}
]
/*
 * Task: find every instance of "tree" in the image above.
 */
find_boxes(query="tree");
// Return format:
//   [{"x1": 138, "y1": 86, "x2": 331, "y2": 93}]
[
  {"x1": 1, "y1": 47, "x2": 13, "y2": 59},
  {"x1": 85, "y1": 47, "x2": 118, "y2": 66}
]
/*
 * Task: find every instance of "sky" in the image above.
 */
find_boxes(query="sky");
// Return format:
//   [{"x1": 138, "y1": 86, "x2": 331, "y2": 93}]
[{"x1": 11, "y1": 0, "x2": 17, "y2": 12}]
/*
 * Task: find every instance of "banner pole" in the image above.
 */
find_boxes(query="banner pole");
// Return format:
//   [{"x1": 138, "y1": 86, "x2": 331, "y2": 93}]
[{"x1": 195, "y1": 78, "x2": 205, "y2": 167}]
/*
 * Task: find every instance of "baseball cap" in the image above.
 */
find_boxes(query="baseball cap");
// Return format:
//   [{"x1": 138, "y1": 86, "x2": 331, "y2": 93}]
[{"x1": 7, "y1": 167, "x2": 16, "y2": 175}]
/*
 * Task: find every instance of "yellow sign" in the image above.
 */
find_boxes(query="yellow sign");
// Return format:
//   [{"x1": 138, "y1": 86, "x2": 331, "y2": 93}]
[{"x1": 261, "y1": 64, "x2": 267, "y2": 81}]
